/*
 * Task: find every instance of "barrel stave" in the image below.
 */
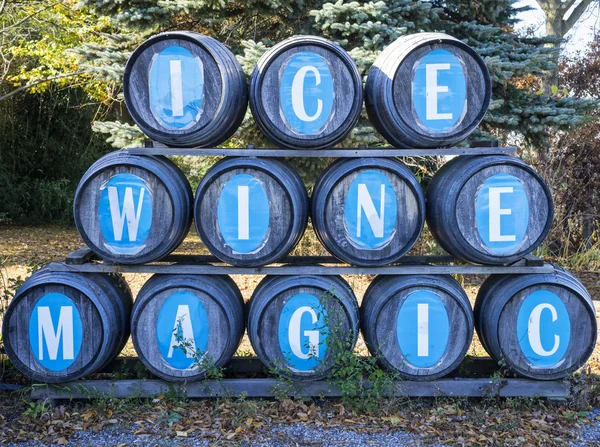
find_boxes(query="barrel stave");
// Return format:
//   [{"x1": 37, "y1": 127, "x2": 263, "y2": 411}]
[
  {"x1": 131, "y1": 274, "x2": 244, "y2": 382},
  {"x1": 250, "y1": 36, "x2": 363, "y2": 150},
  {"x1": 195, "y1": 157, "x2": 308, "y2": 267},
  {"x1": 247, "y1": 275, "x2": 359, "y2": 380},
  {"x1": 312, "y1": 158, "x2": 425, "y2": 266},
  {"x1": 475, "y1": 268, "x2": 597, "y2": 380},
  {"x1": 362, "y1": 275, "x2": 473, "y2": 380}
]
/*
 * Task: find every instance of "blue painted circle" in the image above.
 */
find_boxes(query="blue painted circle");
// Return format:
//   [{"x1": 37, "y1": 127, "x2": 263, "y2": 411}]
[
  {"x1": 412, "y1": 49, "x2": 467, "y2": 132},
  {"x1": 516, "y1": 290, "x2": 570, "y2": 367},
  {"x1": 344, "y1": 170, "x2": 397, "y2": 249},
  {"x1": 278, "y1": 293, "x2": 329, "y2": 371},
  {"x1": 98, "y1": 173, "x2": 153, "y2": 255},
  {"x1": 396, "y1": 290, "x2": 449, "y2": 368},
  {"x1": 217, "y1": 174, "x2": 270, "y2": 253},
  {"x1": 29, "y1": 293, "x2": 83, "y2": 372},
  {"x1": 149, "y1": 45, "x2": 204, "y2": 129},
  {"x1": 156, "y1": 292, "x2": 209, "y2": 370},
  {"x1": 475, "y1": 173, "x2": 529, "y2": 254},
  {"x1": 279, "y1": 52, "x2": 334, "y2": 135}
]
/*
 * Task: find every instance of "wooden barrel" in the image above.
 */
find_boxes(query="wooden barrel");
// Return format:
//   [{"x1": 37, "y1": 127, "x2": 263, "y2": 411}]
[
  {"x1": 311, "y1": 158, "x2": 425, "y2": 266},
  {"x1": 474, "y1": 268, "x2": 597, "y2": 380},
  {"x1": 74, "y1": 151, "x2": 193, "y2": 264},
  {"x1": 247, "y1": 275, "x2": 359, "y2": 380},
  {"x1": 2, "y1": 268, "x2": 132, "y2": 383},
  {"x1": 249, "y1": 36, "x2": 363, "y2": 150},
  {"x1": 361, "y1": 275, "x2": 473, "y2": 380},
  {"x1": 123, "y1": 31, "x2": 248, "y2": 148},
  {"x1": 194, "y1": 157, "x2": 309, "y2": 266},
  {"x1": 131, "y1": 274, "x2": 244, "y2": 382},
  {"x1": 366, "y1": 33, "x2": 491, "y2": 148},
  {"x1": 426, "y1": 155, "x2": 553, "y2": 265}
]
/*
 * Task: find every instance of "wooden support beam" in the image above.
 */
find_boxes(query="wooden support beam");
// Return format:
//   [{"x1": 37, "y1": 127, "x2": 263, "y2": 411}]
[
  {"x1": 124, "y1": 146, "x2": 517, "y2": 158},
  {"x1": 31, "y1": 377, "x2": 570, "y2": 400}
]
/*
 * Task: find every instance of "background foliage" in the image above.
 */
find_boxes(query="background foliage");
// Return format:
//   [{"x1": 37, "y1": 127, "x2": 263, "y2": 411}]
[{"x1": 0, "y1": 0, "x2": 598, "y2": 253}]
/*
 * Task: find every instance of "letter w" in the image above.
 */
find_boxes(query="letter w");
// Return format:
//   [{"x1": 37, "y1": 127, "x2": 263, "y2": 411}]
[
  {"x1": 37, "y1": 306, "x2": 74, "y2": 361},
  {"x1": 108, "y1": 186, "x2": 145, "y2": 242},
  {"x1": 357, "y1": 184, "x2": 385, "y2": 238}
]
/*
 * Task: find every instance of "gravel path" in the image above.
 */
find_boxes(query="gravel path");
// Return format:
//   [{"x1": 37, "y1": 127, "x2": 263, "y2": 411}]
[
  {"x1": 570, "y1": 409, "x2": 600, "y2": 447},
  {"x1": 4, "y1": 423, "x2": 445, "y2": 447},
  {"x1": 240, "y1": 423, "x2": 446, "y2": 446}
]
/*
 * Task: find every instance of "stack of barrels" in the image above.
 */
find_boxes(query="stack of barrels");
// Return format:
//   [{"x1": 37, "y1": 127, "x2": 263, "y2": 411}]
[{"x1": 3, "y1": 32, "x2": 596, "y2": 385}]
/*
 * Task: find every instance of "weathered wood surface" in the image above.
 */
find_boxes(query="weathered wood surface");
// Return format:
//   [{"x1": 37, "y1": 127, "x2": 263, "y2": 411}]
[
  {"x1": 99, "y1": 355, "x2": 501, "y2": 378},
  {"x1": 194, "y1": 158, "x2": 309, "y2": 266},
  {"x1": 74, "y1": 152, "x2": 193, "y2": 264},
  {"x1": 124, "y1": 146, "x2": 517, "y2": 157},
  {"x1": 131, "y1": 275, "x2": 244, "y2": 381},
  {"x1": 312, "y1": 158, "x2": 425, "y2": 266},
  {"x1": 475, "y1": 268, "x2": 597, "y2": 380},
  {"x1": 362, "y1": 275, "x2": 474, "y2": 380},
  {"x1": 366, "y1": 33, "x2": 491, "y2": 148},
  {"x1": 249, "y1": 36, "x2": 362, "y2": 150},
  {"x1": 30, "y1": 377, "x2": 571, "y2": 400},
  {"x1": 427, "y1": 155, "x2": 554, "y2": 265},
  {"x1": 123, "y1": 32, "x2": 247, "y2": 147},
  {"x1": 2, "y1": 269, "x2": 132, "y2": 383},
  {"x1": 65, "y1": 247, "x2": 455, "y2": 266},
  {"x1": 248, "y1": 275, "x2": 359, "y2": 380},
  {"x1": 66, "y1": 248, "x2": 547, "y2": 268},
  {"x1": 47, "y1": 261, "x2": 555, "y2": 275}
]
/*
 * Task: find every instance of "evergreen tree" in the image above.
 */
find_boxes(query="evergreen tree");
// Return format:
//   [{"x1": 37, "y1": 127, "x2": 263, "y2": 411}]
[{"x1": 75, "y1": 0, "x2": 596, "y2": 160}]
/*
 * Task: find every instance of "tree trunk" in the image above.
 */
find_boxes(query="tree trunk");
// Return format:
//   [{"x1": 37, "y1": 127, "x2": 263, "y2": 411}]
[{"x1": 543, "y1": 12, "x2": 564, "y2": 94}]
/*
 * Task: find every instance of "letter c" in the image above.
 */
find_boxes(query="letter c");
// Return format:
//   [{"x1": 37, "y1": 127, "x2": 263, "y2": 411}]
[
  {"x1": 291, "y1": 66, "x2": 323, "y2": 122},
  {"x1": 528, "y1": 303, "x2": 560, "y2": 357}
]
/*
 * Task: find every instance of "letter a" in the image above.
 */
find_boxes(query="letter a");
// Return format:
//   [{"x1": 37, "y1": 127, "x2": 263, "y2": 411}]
[{"x1": 168, "y1": 305, "x2": 197, "y2": 358}]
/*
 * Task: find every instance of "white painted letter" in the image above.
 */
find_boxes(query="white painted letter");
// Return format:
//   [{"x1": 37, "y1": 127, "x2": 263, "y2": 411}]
[
  {"x1": 528, "y1": 303, "x2": 560, "y2": 356},
  {"x1": 237, "y1": 185, "x2": 249, "y2": 240},
  {"x1": 170, "y1": 59, "x2": 184, "y2": 117},
  {"x1": 291, "y1": 66, "x2": 323, "y2": 122},
  {"x1": 417, "y1": 303, "x2": 429, "y2": 357},
  {"x1": 37, "y1": 306, "x2": 74, "y2": 361},
  {"x1": 489, "y1": 187, "x2": 516, "y2": 242},
  {"x1": 426, "y1": 63, "x2": 452, "y2": 121},
  {"x1": 357, "y1": 184, "x2": 385, "y2": 238},
  {"x1": 108, "y1": 186, "x2": 146, "y2": 242},
  {"x1": 169, "y1": 305, "x2": 196, "y2": 358},
  {"x1": 289, "y1": 307, "x2": 319, "y2": 360}
]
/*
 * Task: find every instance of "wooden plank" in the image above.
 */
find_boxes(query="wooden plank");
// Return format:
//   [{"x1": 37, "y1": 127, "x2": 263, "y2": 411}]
[
  {"x1": 47, "y1": 261, "x2": 555, "y2": 275},
  {"x1": 101, "y1": 355, "x2": 496, "y2": 377},
  {"x1": 65, "y1": 247, "x2": 96, "y2": 265},
  {"x1": 124, "y1": 146, "x2": 517, "y2": 158},
  {"x1": 31, "y1": 377, "x2": 570, "y2": 400},
  {"x1": 63, "y1": 252, "x2": 455, "y2": 266},
  {"x1": 0, "y1": 383, "x2": 24, "y2": 391}
]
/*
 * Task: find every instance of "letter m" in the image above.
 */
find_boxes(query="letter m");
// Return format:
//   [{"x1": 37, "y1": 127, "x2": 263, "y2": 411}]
[{"x1": 37, "y1": 306, "x2": 74, "y2": 361}]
